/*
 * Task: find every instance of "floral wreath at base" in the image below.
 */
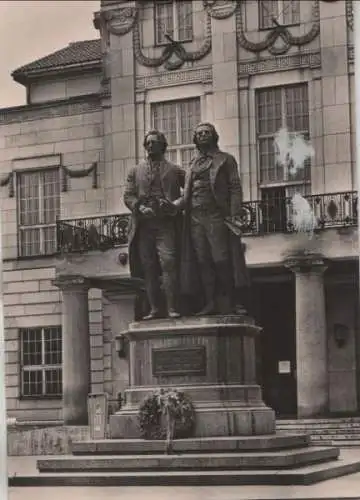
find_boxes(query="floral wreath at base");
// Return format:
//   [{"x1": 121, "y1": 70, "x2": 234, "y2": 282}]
[{"x1": 138, "y1": 388, "x2": 195, "y2": 441}]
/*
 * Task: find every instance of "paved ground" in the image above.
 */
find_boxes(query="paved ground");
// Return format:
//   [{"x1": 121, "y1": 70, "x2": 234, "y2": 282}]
[{"x1": 7, "y1": 449, "x2": 360, "y2": 500}]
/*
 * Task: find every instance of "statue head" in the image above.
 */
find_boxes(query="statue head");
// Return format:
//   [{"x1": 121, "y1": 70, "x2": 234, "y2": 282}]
[
  {"x1": 193, "y1": 122, "x2": 219, "y2": 149},
  {"x1": 143, "y1": 129, "x2": 168, "y2": 157}
]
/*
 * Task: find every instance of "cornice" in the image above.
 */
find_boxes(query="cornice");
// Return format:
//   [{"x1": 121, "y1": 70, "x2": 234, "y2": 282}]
[
  {"x1": 0, "y1": 94, "x2": 102, "y2": 125},
  {"x1": 12, "y1": 61, "x2": 102, "y2": 86}
]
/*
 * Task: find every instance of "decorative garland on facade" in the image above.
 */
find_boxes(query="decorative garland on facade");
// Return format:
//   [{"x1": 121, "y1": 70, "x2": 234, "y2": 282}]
[
  {"x1": 138, "y1": 389, "x2": 195, "y2": 451},
  {"x1": 132, "y1": 9, "x2": 212, "y2": 71},
  {"x1": 61, "y1": 162, "x2": 98, "y2": 192},
  {"x1": 236, "y1": 0, "x2": 320, "y2": 55},
  {"x1": 203, "y1": 0, "x2": 238, "y2": 19},
  {"x1": 96, "y1": 1, "x2": 238, "y2": 71},
  {"x1": 95, "y1": 0, "x2": 324, "y2": 67},
  {"x1": 0, "y1": 172, "x2": 14, "y2": 197}
]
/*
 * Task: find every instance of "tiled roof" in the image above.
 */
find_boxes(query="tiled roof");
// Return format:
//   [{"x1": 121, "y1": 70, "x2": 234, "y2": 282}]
[{"x1": 12, "y1": 39, "x2": 101, "y2": 79}]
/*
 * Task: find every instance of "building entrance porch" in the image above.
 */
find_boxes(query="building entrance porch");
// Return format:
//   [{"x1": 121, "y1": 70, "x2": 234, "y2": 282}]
[
  {"x1": 52, "y1": 253, "x2": 360, "y2": 426},
  {"x1": 252, "y1": 259, "x2": 359, "y2": 420}
]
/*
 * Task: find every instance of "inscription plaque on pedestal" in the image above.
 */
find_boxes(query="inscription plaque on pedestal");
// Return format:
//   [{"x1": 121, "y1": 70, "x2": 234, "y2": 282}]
[{"x1": 152, "y1": 346, "x2": 206, "y2": 376}]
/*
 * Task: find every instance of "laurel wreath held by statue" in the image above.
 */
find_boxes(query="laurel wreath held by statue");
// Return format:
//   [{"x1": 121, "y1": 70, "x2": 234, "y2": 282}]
[{"x1": 138, "y1": 389, "x2": 195, "y2": 452}]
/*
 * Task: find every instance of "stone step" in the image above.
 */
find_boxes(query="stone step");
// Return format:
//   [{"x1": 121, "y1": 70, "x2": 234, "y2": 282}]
[
  {"x1": 277, "y1": 428, "x2": 360, "y2": 436},
  {"x1": 277, "y1": 422, "x2": 360, "y2": 429},
  {"x1": 276, "y1": 428, "x2": 360, "y2": 431},
  {"x1": 276, "y1": 425, "x2": 360, "y2": 444},
  {"x1": 71, "y1": 433, "x2": 311, "y2": 456},
  {"x1": 325, "y1": 440, "x2": 360, "y2": 447},
  {"x1": 9, "y1": 453, "x2": 360, "y2": 487},
  {"x1": 37, "y1": 446, "x2": 339, "y2": 473},
  {"x1": 277, "y1": 418, "x2": 360, "y2": 424},
  {"x1": 311, "y1": 434, "x2": 360, "y2": 440},
  {"x1": 311, "y1": 439, "x2": 360, "y2": 447}
]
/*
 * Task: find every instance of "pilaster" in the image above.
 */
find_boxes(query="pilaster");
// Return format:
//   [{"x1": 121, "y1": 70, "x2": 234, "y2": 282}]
[
  {"x1": 210, "y1": 7, "x2": 240, "y2": 164},
  {"x1": 95, "y1": 0, "x2": 137, "y2": 214},
  {"x1": 319, "y1": 0, "x2": 352, "y2": 192}
]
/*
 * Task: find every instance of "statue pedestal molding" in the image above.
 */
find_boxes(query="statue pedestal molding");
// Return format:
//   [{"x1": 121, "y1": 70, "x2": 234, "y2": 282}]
[{"x1": 110, "y1": 315, "x2": 275, "y2": 438}]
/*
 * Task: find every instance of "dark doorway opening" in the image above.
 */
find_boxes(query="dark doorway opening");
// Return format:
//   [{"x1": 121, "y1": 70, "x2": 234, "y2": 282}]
[{"x1": 253, "y1": 279, "x2": 297, "y2": 418}]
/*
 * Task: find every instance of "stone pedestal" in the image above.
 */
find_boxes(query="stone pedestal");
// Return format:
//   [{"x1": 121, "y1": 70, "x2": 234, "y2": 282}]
[
  {"x1": 54, "y1": 275, "x2": 91, "y2": 425},
  {"x1": 285, "y1": 254, "x2": 329, "y2": 418},
  {"x1": 110, "y1": 315, "x2": 275, "y2": 438}
]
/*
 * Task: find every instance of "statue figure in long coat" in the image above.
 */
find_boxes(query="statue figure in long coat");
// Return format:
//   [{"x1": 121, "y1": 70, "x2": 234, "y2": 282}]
[
  {"x1": 124, "y1": 130, "x2": 185, "y2": 320},
  {"x1": 174, "y1": 123, "x2": 250, "y2": 316}
]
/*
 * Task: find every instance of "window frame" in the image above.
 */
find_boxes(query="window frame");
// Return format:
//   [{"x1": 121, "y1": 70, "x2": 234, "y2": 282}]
[
  {"x1": 154, "y1": 0, "x2": 193, "y2": 46},
  {"x1": 19, "y1": 326, "x2": 62, "y2": 400},
  {"x1": 258, "y1": 0, "x2": 300, "y2": 31},
  {"x1": 16, "y1": 166, "x2": 60, "y2": 259},
  {"x1": 151, "y1": 97, "x2": 201, "y2": 168},
  {"x1": 255, "y1": 83, "x2": 311, "y2": 189}
]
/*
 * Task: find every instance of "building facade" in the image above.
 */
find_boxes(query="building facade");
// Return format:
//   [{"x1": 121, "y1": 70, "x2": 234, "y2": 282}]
[{"x1": 0, "y1": 0, "x2": 358, "y2": 425}]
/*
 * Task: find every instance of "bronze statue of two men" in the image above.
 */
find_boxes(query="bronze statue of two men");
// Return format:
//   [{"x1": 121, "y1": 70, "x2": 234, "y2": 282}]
[{"x1": 124, "y1": 123, "x2": 250, "y2": 320}]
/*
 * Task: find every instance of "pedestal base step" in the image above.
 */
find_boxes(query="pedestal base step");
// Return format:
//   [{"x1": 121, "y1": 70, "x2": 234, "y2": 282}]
[
  {"x1": 37, "y1": 446, "x2": 339, "y2": 472},
  {"x1": 71, "y1": 433, "x2": 311, "y2": 455},
  {"x1": 9, "y1": 453, "x2": 360, "y2": 487},
  {"x1": 110, "y1": 405, "x2": 276, "y2": 438}
]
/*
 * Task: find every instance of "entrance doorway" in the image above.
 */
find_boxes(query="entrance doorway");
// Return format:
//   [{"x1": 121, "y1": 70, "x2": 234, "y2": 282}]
[{"x1": 253, "y1": 279, "x2": 297, "y2": 417}]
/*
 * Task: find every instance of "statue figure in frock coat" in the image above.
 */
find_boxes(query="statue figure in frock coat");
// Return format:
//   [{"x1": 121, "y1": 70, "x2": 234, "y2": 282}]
[
  {"x1": 174, "y1": 122, "x2": 251, "y2": 316},
  {"x1": 124, "y1": 130, "x2": 185, "y2": 320}
]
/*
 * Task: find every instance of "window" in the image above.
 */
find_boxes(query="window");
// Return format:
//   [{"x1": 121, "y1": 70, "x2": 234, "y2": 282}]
[
  {"x1": 20, "y1": 326, "x2": 62, "y2": 398},
  {"x1": 259, "y1": 0, "x2": 300, "y2": 29},
  {"x1": 155, "y1": 0, "x2": 193, "y2": 45},
  {"x1": 17, "y1": 168, "x2": 60, "y2": 257},
  {"x1": 256, "y1": 83, "x2": 310, "y2": 186},
  {"x1": 151, "y1": 97, "x2": 201, "y2": 168}
]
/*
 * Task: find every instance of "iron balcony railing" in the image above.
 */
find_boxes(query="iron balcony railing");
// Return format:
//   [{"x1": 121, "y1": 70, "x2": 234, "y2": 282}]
[
  {"x1": 56, "y1": 191, "x2": 358, "y2": 253},
  {"x1": 56, "y1": 214, "x2": 130, "y2": 254},
  {"x1": 241, "y1": 190, "x2": 358, "y2": 235}
]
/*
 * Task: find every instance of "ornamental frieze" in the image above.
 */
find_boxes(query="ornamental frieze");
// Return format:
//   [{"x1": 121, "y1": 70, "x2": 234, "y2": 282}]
[{"x1": 103, "y1": 6, "x2": 137, "y2": 37}]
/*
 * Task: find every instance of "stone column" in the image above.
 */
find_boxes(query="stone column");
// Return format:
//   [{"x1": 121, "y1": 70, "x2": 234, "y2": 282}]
[
  {"x1": 285, "y1": 254, "x2": 329, "y2": 418},
  {"x1": 54, "y1": 275, "x2": 91, "y2": 425}
]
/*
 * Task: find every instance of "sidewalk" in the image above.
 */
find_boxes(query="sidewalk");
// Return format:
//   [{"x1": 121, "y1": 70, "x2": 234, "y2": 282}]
[{"x1": 7, "y1": 448, "x2": 360, "y2": 500}]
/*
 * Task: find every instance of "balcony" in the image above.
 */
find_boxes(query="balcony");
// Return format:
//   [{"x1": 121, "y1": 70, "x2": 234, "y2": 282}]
[
  {"x1": 56, "y1": 214, "x2": 130, "y2": 254},
  {"x1": 56, "y1": 191, "x2": 358, "y2": 255}
]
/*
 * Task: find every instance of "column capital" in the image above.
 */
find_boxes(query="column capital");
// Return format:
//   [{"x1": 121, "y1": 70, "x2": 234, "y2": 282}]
[
  {"x1": 52, "y1": 274, "x2": 90, "y2": 291},
  {"x1": 284, "y1": 253, "x2": 328, "y2": 275}
]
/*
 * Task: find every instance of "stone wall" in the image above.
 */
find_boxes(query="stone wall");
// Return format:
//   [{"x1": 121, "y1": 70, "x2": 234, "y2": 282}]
[
  {"x1": 0, "y1": 94, "x2": 108, "y2": 421},
  {"x1": 0, "y1": 95, "x2": 105, "y2": 259},
  {"x1": 7, "y1": 424, "x2": 90, "y2": 456},
  {"x1": 30, "y1": 74, "x2": 102, "y2": 104},
  {"x1": 3, "y1": 258, "x2": 106, "y2": 421}
]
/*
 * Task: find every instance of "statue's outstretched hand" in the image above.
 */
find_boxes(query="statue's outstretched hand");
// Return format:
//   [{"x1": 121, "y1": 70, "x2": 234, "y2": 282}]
[
  {"x1": 138, "y1": 205, "x2": 155, "y2": 217},
  {"x1": 159, "y1": 198, "x2": 178, "y2": 216}
]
